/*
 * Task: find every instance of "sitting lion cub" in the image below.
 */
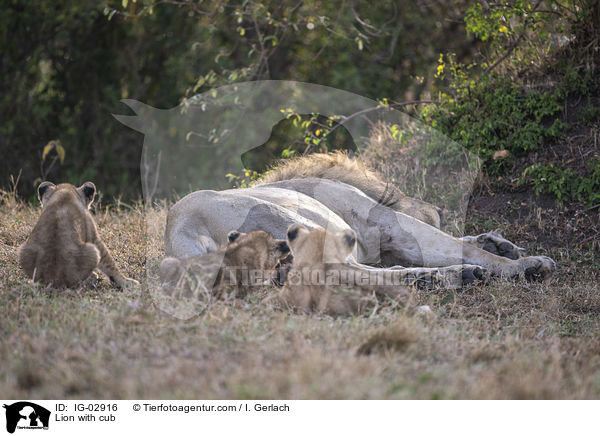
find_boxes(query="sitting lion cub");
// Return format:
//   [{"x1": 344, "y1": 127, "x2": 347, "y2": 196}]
[
  {"x1": 271, "y1": 224, "x2": 412, "y2": 315},
  {"x1": 159, "y1": 230, "x2": 290, "y2": 298},
  {"x1": 18, "y1": 181, "x2": 138, "y2": 289}
]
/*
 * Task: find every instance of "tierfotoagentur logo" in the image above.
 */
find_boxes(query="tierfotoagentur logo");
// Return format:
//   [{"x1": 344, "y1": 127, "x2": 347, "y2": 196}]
[{"x1": 3, "y1": 402, "x2": 50, "y2": 434}]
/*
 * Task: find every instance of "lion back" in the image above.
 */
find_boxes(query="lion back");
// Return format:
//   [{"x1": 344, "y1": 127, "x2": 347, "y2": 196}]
[{"x1": 253, "y1": 151, "x2": 441, "y2": 227}]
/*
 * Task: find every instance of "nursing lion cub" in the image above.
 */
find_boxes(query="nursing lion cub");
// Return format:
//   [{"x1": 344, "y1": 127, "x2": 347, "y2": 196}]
[
  {"x1": 271, "y1": 224, "x2": 412, "y2": 315},
  {"x1": 159, "y1": 230, "x2": 290, "y2": 299},
  {"x1": 18, "y1": 181, "x2": 138, "y2": 289}
]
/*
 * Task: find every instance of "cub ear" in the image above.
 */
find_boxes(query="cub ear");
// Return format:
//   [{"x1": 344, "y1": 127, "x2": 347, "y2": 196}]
[
  {"x1": 286, "y1": 224, "x2": 308, "y2": 242},
  {"x1": 227, "y1": 230, "x2": 242, "y2": 242},
  {"x1": 38, "y1": 181, "x2": 56, "y2": 205},
  {"x1": 341, "y1": 229, "x2": 357, "y2": 249},
  {"x1": 78, "y1": 182, "x2": 96, "y2": 206}
]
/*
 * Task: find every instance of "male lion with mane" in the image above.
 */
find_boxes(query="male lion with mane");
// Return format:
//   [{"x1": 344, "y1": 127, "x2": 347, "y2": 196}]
[{"x1": 164, "y1": 151, "x2": 556, "y2": 288}]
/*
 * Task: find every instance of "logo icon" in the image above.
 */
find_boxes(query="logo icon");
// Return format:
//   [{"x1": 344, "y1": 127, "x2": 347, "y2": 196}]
[{"x1": 3, "y1": 402, "x2": 50, "y2": 434}]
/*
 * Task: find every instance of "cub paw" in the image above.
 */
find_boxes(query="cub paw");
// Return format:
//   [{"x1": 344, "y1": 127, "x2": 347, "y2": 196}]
[{"x1": 82, "y1": 271, "x2": 100, "y2": 287}]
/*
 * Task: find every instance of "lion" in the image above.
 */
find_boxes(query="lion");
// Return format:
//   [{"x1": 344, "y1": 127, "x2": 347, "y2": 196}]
[
  {"x1": 18, "y1": 181, "x2": 138, "y2": 289},
  {"x1": 159, "y1": 230, "x2": 290, "y2": 299},
  {"x1": 269, "y1": 224, "x2": 413, "y2": 315},
  {"x1": 164, "y1": 152, "x2": 555, "y2": 287}
]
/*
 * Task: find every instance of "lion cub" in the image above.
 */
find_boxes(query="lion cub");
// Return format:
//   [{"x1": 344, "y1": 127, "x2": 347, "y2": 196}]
[
  {"x1": 18, "y1": 181, "x2": 138, "y2": 289},
  {"x1": 271, "y1": 224, "x2": 411, "y2": 315},
  {"x1": 159, "y1": 230, "x2": 290, "y2": 298}
]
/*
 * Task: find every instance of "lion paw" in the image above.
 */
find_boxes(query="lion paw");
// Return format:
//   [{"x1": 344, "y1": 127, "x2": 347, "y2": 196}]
[
  {"x1": 459, "y1": 264, "x2": 487, "y2": 285},
  {"x1": 462, "y1": 230, "x2": 525, "y2": 260},
  {"x1": 434, "y1": 264, "x2": 487, "y2": 287},
  {"x1": 403, "y1": 264, "x2": 487, "y2": 289},
  {"x1": 518, "y1": 256, "x2": 556, "y2": 282}
]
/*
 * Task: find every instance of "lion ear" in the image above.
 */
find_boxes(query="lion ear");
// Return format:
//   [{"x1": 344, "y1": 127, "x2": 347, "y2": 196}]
[
  {"x1": 38, "y1": 181, "x2": 56, "y2": 206},
  {"x1": 78, "y1": 182, "x2": 96, "y2": 207}
]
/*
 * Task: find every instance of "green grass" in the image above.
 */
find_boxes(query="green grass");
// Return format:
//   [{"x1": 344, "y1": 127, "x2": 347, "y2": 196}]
[{"x1": 1, "y1": 200, "x2": 600, "y2": 399}]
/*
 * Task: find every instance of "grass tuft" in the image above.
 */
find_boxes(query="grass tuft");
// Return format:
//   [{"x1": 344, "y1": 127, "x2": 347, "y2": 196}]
[{"x1": 357, "y1": 320, "x2": 419, "y2": 356}]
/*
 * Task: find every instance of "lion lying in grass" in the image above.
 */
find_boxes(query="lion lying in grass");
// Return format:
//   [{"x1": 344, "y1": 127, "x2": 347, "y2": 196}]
[{"x1": 164, "y1": 152, "x2": 555, "y2": 288}]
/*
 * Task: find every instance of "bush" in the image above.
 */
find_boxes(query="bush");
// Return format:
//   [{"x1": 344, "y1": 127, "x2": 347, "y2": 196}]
[
  {"x1": 421, "y1": 75, "x2": 566, "y2": 173},
  {"x1": 420, "y1": 0, "x2": 599, "y2": 204},
  {"x1": 521, "y1": 161, "x2": 600, "y2": 206}
]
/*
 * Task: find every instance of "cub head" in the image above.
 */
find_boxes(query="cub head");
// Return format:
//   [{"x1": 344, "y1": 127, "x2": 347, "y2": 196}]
[
  {"x1": 226, "y1": 230, "x2": 290, "y2": 270},
  {"x1": 38, "y1": 181, "x2": 96, "y2": 209},
  {"x1": 159, "y1": 231, "x2": 289, "y2": 287},
  {"x1": 286, "y1": 224, "x2": 356, "y2": 264}
]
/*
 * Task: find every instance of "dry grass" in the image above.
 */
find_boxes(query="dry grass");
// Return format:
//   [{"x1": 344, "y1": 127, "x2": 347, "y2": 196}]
[{"x1": 1, "y1": 199, "x2": 600, "y2": 399}]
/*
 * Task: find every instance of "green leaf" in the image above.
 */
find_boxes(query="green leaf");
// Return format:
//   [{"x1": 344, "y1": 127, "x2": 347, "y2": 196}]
[
  {"x1": 56, "y1": 144, "x2": 65, "y2": 164},
  {"x1": 42, "y1": 144, "x2": 53, "y2": 161}
]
